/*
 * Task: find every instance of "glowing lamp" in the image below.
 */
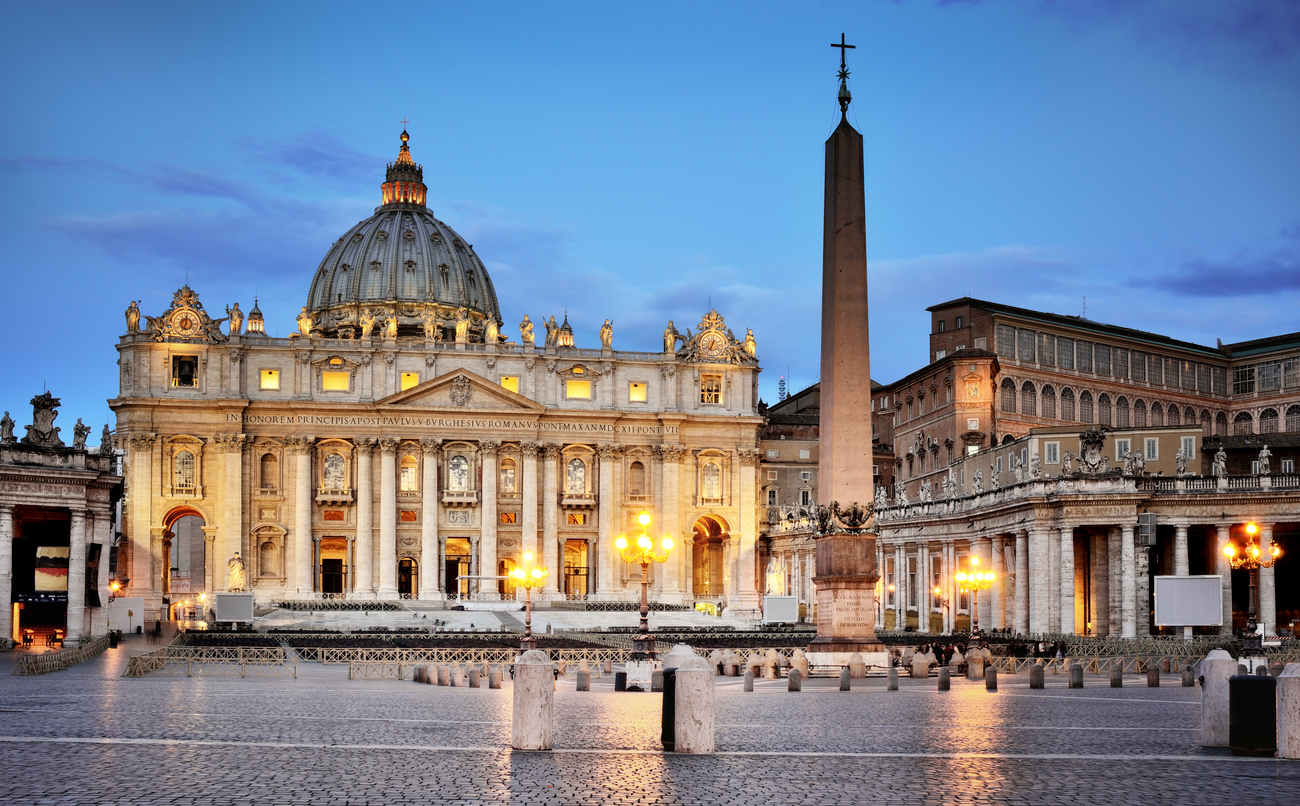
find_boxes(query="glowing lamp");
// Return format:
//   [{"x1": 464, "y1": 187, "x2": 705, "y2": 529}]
[{"x1": 616, "y1": 536, "x2": 628, "y2": 550}]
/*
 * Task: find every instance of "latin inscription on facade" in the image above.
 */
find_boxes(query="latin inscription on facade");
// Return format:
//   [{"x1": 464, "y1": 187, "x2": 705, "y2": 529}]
[{"x1": 229, "y1": 412, "x2": 677, "y2": 434}]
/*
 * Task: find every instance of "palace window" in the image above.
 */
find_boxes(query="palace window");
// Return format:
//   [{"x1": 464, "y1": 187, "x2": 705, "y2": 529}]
[
  {"x1": 1060, "y1": 388, "x2": 1075, "y2": 421},
  {"x1": 996, "y1": 325, "x2": 1016, "y2": 358},
  {"x1": 629, "y1": 381, "x2": 647, "y2": 402},
  {"x1": 1283, "y1": 459, "x2": 1296, "y2": 474},
  {"x1": 565, "y1": 380, "x2": 591, "y2": 399},
  {"x1": 1041, "y1": 385, "x2": 1056, "y2": 419},
  {"x1": 400, "y1": 455, "x2": 418, "y2": 492},
  {"x1": 1132, "y1": 352, "x2": 1146, "y2": 382},
  {"x1": 259, "y1": 453, "x2": 278, "y2": 489},
  {"x1": 1166, "y1": 358, "x2": 1180, "y2": 388},
  {"x1": 938, "y1": 319, "x2": 946, "y2": 333},
  {"x1": 1260, "y1": 408, "x2": 1279, "y2": 434},
  {"x1": 447, "y1": 455, "x2": 470, "y2": 491},
  {"x1": 1287, "y1": 405, "x2": 1300, "y2": 433},
  {"x1": 1115, "y1": 396, "x2": 1129, "y2": 427},
  {"x1": 322, "y1": 371, "x2": 349, "y2": 391},
  {"x1": 323, "y1": 453, "x2": 346, "y2": 489},
  {"x1": 1017, "y1": 329, "x2": 1036, "y2": 362},
  {"x1": 628, "y1": 461, "x2": 646, "y2": 496},
  {"x1": 1095, "y1": 345, "x2": 1111, "y2": 376},
  {"x1": 567, "y1": 513, "x2": 587, "y2": 525},
  {"x1": 1181, "y1": 436, "x2": 1195, "y2": 460},
  {"x1": 400, "y1": 372, "x2": 419, "y2": 391},
  {"x1": 767, "y1": 489, "x2": 777, "y2": 506},
  {"x1": 1021, "y1": 382, "x2": 1037, "y2": 416},
  {"x1": 1000, "y1": 378, "x2": 1016, "y2": 413},
  {"x1": 1097, "y1": 393, "x2": 1112, "y2": 426},
  {"x1": 1259, "y1": 361, "x2": 1282, "y2": 392},
  {"x1": 801, "y1": 489, "x2": 812, "y2": 506},
  {"x1": 172, "y1": 355, "x2": 199, "y2": 388},
  {"x1": 500, "y1": 376, "x2": 520, "y2": 393},
  {"x1": 702, "y1": 462, "x2": 722, "y2": 500},
  {"x1": 1145, "y1": 438, "x2": 1159, "y2": 460},
  {"x1": 1115, "y1": 439, "x2": 1131, "y2": 462},
  {"x1": 1149, "y1": 355, "x2": 1164, "y2": 385},
  {"x1": 174, "y1": 450, "x2": 196, "y2": 489},
  {"x1": 259, "y1": 369, "x2": 280, "y2": 391},
  {"x1": 1233, "y1": 412, "x2": 1254, "y2": 436},
  {"x1": 1285, "y1": 360, "x2": 1300, "y2": 390},
  {"x1": 500, "y1": 512, "x2": 517, "y2": 524},
  {"x1": 1045, "y1": 442, "x2": 1059, "y2": 464},
  {"x1": 500, "y1": 459, "x2": 517, "y2": 493},
  {"x1": 1133, "y1": 399, "x2": 1147, "y2": 427},
  {"x1": 1216, "y1": 411, "x2": 1228, "y2": 435},
  {"x1": 1168, "y1": 405, "x2": 1181, "y2": 426},
  {"x1": 1057, "y1": 338, "x2": 1075, "y2": 370},
  {"x1": 1039, "y1": 334, "x2": 1055, "y2": 366},
  {"x1": 1076, "y1": 342, "x2": 1093, "y2": 373},
  {"x1": 567, "y1": 458, "x2": 586, "y2": 494},
  {"x1": 1181, "y1": 361, "x2": 1198, "y2": 391},
  {"x1": 1079, "y1": 390, "x2": 1094, "y2": 423},
  {"x1": 700, "y1": 374, "x2": 722, "y2": 404}
]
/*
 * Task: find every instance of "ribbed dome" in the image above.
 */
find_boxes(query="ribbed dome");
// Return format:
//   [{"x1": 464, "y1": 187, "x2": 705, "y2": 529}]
[{"x1": 304, "y1": 131, "x2": 502, "y2": 342}]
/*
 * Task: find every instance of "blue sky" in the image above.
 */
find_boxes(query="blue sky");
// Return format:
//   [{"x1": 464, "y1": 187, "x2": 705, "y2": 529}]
[{"x1": 1, "y1": 0, "x2": 1298, "y2": 431}]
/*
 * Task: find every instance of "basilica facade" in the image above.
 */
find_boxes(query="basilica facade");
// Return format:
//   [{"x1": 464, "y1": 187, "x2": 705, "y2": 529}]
[{"x1": 112, "y1": 132, "x2": 765, "y2": 622}]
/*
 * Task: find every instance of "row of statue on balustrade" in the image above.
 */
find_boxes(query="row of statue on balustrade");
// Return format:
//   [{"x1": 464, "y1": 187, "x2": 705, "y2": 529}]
[{"x1": 0, "y1": 393, "x2": 113, "y2": 455}]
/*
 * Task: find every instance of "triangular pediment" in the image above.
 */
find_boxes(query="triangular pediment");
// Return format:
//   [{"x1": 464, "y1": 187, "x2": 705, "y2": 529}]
[{"x1": 377, "y1": 369, "x2": 544, "y2": 412}]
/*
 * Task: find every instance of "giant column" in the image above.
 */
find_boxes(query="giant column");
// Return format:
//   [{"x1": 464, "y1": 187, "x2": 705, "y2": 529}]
[
  {"x1": 660, "y1": 447, "x2": 683, "y2": 602},
  {"x1": 290, "y1": 436, "x2": 314, "y2": 594},
  {"x1": 127, "y1": 434, "x2": 156, "y2": 597},
  {"x1": 1014, "y1": 530, "x2": 1030, "y2": 634},
  {"x1": 733, "y1": 449, "x2": 759, "y2": 614},
  {"x1": 377, "y1": 438, "x2": 398, "y2": 598},
  {"x1": 418, "y1": 438, "x2": 438, "y2": 597},
  {"x1": 1120, "y1": 523, "x2": 1137, "y2": 638},
  {"x1": 480, "y1": 441, "x2": 499, "y2": 595},
  {"x1": 542, "y1": 443, "x2": 560, "y2": 595},
  {"x1": 1059, "y1": 525, "x2": 1075, "y2": 635},
  {"x1": 1173, "y1": 524, "x2": 1189, "y2": 639},
  {"x1": 218, "y1": 434, "x2": 246, "y2": 582},
  {"x1": 596, "y1": 444, "x2": 618, "y2": 596},
  {"x1": 989, "y1": 535, "x2": 1005, "y2": 630},
  {"x1": 521, "y1": 442, "x2": 540, "y2": 571},
  {"x1": 1260, "y1": 523, "x2": 1277, "y2": 638},
  {"x1": 1215, "y1": 524, "x2": 1232, "y2": 634},
  {"x1": 0, "y1": 505, "x2": 12, "y2": 643},
  {"x1": 65, "y1": 511, "x2": 87, "y2": 641},
  {"x1": 809, "y1": 42, "x2": 885, "y2": 664},
  {"x1": 355, "y1": 438, "x2": 376, "y2": 596}
]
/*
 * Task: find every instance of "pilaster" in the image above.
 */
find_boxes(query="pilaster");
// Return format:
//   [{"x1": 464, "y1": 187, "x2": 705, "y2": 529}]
[
  {"x1": 377, "y1": 437, "x2": 398, "y2": 597},
  {"x1": 418, "y1": 438, "x2": 439, "y2": 597},
  {"x1": 355, "y1": 438, "x2": 376, "y2": 596},
  {"x1": 479, "y1": 441, "x2": 499, "y2": 595},
  {"x1": 542, "y1": 443, "x2": 560, "y2": 594}
]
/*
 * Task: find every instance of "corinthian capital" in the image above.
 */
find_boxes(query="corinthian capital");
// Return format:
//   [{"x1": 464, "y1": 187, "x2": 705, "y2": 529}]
[
  {"x1": 520, "y1": 441, "x2": 541, "y2": 457},
  {"x1": 479, "y1": 440, "x2": 501, "y2": 457},
  {"x1": 542, "y1": 442, "x2": 562, "y2": 458},
  {"x1": 596, "y1": 443, "x2": 623, "y2": 459},
  {"x1": 419, "y1": 437, "x2": 441, "y2": 457},
  {"x1": 126, "y1": 432, "x2": 157, "y2": 451},
  {"x1": 378, "y1": 437, "x2": 400, "y2": 454},
  {"x1": 738, "y1": 448, "x2": 762, "y2": 467},
  {"x1": 355, "y1": 437, "x2": 377, "y2": 455},
  {"x1": 284, "y1": 435, "x2": 316, "y2": 454},
  {"x1": 214, "y1": 433, "x2": 250, "y2": 454}
]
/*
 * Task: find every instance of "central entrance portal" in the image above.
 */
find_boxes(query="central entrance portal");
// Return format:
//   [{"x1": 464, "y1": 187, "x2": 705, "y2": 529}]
[
  {"x1": 692, "y1": 515, "x2": 728, "y2": 597},
  {"x1": 319, "y1": 537, "x2": 348, "y2": 594},
  {"x1": 445, "y1": 538, "x2": 471, "y2": 596}
]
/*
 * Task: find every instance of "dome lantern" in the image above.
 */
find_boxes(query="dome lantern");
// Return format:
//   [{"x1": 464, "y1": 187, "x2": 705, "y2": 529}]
[{"x1": 381, "y1": 128, "x2": 427, "y2": 209}]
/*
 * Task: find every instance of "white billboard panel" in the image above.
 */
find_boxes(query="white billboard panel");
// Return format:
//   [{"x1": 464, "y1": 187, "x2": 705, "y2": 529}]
[
  {"x1": 214, "y1": 592, "x2": 255, "y2": 623},
  {"x1": 1153, "y1": 575, "x2": 1223, "y2": 627}
]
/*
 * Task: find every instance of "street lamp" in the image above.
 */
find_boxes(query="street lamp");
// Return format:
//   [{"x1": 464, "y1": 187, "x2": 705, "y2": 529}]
[
  {"x1": 509, "y1": 552, "x2": 548, "y2": 651},
  {"x1": 108, "y1": 580, "x2": 122, "y2": 604},
  {"x1": 956, "y1": 556, "x2": 996, "y2": 644},
  {"x1": 615, "y1": 512, "x2": 673, "y2": 660},
  {"x1": 1223, "y1": 522, "x2": 1281, "y2": 654}
]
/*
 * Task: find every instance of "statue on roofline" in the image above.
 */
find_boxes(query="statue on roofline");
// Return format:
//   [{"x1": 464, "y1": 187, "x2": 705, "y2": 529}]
[{"x1": 520, "y1": 315, "x2": 535, "y2": 347}]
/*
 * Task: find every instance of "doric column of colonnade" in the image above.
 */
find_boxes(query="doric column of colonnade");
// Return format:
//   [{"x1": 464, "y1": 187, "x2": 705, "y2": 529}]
[
  {"x1": 917, "y1": 541, "x2": 930, "y2": 633},
  {"x1": 1014, "y1": 530, "x2": 1029, "y2": 635},
  {"x1": 1058, "y1": 524, "x2": 1075, "y2": 635},
  {"x1": 1260, "y1": 523, "x2": 1277, "y2": 638},
  {"x1": 989, "y1": 535, "x2": 1004, "y2": 631}
]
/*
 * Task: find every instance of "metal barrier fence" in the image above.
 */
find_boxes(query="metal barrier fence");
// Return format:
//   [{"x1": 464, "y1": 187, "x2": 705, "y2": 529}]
[
  {"x1": 13, "y1": 634, "x2": 111, "y2": 675},
  {"x1": 123, "y1": 646, "x2": 297, "y2": 678}
]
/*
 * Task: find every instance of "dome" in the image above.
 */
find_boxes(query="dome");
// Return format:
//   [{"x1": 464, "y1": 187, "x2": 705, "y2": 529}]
[{"x1": 304, "y1": 131, "x2": 502, "y2": 341}]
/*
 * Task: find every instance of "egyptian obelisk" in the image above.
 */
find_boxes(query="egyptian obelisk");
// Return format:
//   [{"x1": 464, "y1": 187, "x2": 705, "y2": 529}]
[{"x1": 808, "y1": 35, "x2": 886, "y2": 666}]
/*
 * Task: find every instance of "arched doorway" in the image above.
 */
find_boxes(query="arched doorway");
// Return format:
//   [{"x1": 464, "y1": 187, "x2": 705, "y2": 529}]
[
  {"x1": 445, "y1": 538, "x2": 471, "y2": 596},
  {"x1": 161, "y1": 507, "x2": 207, "y2": 601},
  {"x1": 692, "y1": 515, "x2": 728, "y2": 597},
  {"x1": 398, "y1": 558, "x2": 418, "y2": 597},
  {"x1": 318, "y1": 537, "x2": 348, "y2": 595}
]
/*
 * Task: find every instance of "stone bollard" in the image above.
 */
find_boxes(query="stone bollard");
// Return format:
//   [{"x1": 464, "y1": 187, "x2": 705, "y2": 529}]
[
  {"x1": 1148, "y1": 665, "x2": 1161, "y2": 688},
  {"x1": 1238, "y1": 664, "x2": 1249, "y2": 675},
  {"x1": 792, "y1": 649, "x2": 810, "y2": 681},
  {"x1": 576, "y1": 667, "x2": 590, "y2": 692},
  {"x1": 1272, "y1": 662, "x2": 1285, "y2": 679},
  {"x1": 728, "y1": 663, "x2": 741, "y2": 677},
  {"x1": 887, "y1": 666, "x2": 898, "y2": 691},
  {"x1": 1255, "y1": 665, "x2": 1268, "y2": 677},
  {"x1": 763, "y1": 648, "x2": 780, "y2": 680},
  {"x1": 708, "y1": 649, "x2": 723, "y2": 674},
  {"x1": 1110, "y1": 666, "x2": 1123, "y2": 688},
  {"x1": 489, "y1": 665, "x2": 503, "y2": 689},
  {"x1": 438, "y1": 665, "x2": 450, "y2": 686},
  {"x1": 512, "y1": 650, "x2": 554, "y2": 751},
  {"x1": 938, "y1": 666, "x2": 950, "y2": 691},
  {"x1": 1200, "y1": 649, "x2": 1239, "y2": 747},
  {"x1": 1278, "y1": 663, "x2": 1300, "y2": 759},
  {"x1": 849, "y1": 653, "x2": 866, "y2": 679},
  {"x1": 985, "y1": 666, "x2": 998, "y2": 691},
  {"x1": 788, "y1": 668, "x2": 802, "y2": 692},
  {"x1": 451, "y1": 666, "x2": 463, "y2": 687},
  {"x1": 1069, "y1": 663, "x2": 1084, "y2": 688},
  {"x1": 674, "y1": 656, "x2": 715, "y2": 754},
  {"x1": 604, "y1": 658, "x2": 613, "y2": 675},
  {"x1": 911, "y1": 658, "x2": 929, "y2": 679},
  {"x1": 968, "y1": 652, "x2": 985, "y2": 680},
  {"x1": 651, "y1": 670, "x2": 665, "y2": 693},
  {"x1": 744, "y1": 669, "x2": 754, "y2": 691},
  {"x1": 664, "y1": 644, "x2": 695, "y2": 672},
  {"x1": 840, "y1": 667, "x2": 851, "y2": 692},
  {"x1": 468, "y1": 666, "x2": 481, "y2": 688},
  {"x1": 1162, "y1": 657, "x2": 1171, "y2": 674},
  {"x1": 414, "y1": 664, "x2": 427, "y2": 684},
  {"x1": 1182, "y1": 665, "x2": 1195, "y2": 687},
  {"x1": 1029, "y1": 664, "x2": 1045, "y2": 690}
]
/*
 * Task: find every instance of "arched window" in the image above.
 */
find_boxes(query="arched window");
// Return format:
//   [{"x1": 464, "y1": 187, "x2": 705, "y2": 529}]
[
  {"x1": 1079, "y1": 390, "x2": 1094, "y2": 423},
  {"x1": 1002, "y1": 434, "x2": 1016, "y2": 445},
  {"x1": 1201, "y1": 409, "x2": 1211, "y2": 437},
  {"x1": 175, "y1": 450, "x2": 196, "y2": 489},
  {"x1": 1133, "y1": 399, "x2": 1147, "y2": 428},
  {"x1": 323, "y1": 452, "x2": 346, "y2": 489},
  {"x1": 1115, "y1": 396, "x2": 1129, "y2": 428},
  {"x1": 447, "y1": 454, "x2": 469, "y2": 491},
  {"x1": 499, "y1": 458, "x2": 517, "y2": 493},
  {"x1": 1184, "y1": 406, "x2": 1197, "y2": 424},
  {"x1": 702, "y1": 462, "x2": 722, "y2": 500},
  {"x1": 1216, "y1": 411, "x2": 1228, "y2": 435},
  {"x1": 1040, "y1": 385, "x2": 1056, "y2": 419},
  {"x1": 259, "y1": 453, "x2": 278, "y2": 489},
  {"x1": 628, "y1": 461, "x2": 646, "y2": 496},
  {"x1": 567, "y1": 458, "x2": 586, "y2": 494},
  {"x1": 1060, "y1": 387, "x2": 1075, "y2": 421},
  {"x1": 1097, "y1": 393, "x2": 1112, "y2": 426},
  {"x1": 1021, "y1": 381, "x2": 1037, "y2": 416},
  {"x1": 1001, "y1": 378, "x2": 1017, "y2": 413},
  {"x1": 1151, "y1": 402, "x2": 1163, "y2": 426},
  {"x1": 400, "y1": 454, "x2": 418, "y2": 492},
  {"x1": 1234, "y1": 411, "x2": 1254, "y2": 436},
  {"x1": 1168, "y1": 405, "x2": 1180, "y2": 426},
  {"x1": 1287, "y1": 405, "x2": 1300, "y2": 433}
]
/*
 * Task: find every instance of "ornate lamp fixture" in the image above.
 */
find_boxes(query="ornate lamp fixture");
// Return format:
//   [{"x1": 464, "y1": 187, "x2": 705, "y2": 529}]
[
  {"x1": 1222, "y1": 522, "x2": 1280, "y2": 654},
  {"x1": 509, "y1": 552, "x2": 548, "y2": 651},
  {"x1": 615, "y1": 512, "x2": 673, "y2": 660},
  {"x1": 955, "y1": 556, "x2": 996, "y2": 644}
]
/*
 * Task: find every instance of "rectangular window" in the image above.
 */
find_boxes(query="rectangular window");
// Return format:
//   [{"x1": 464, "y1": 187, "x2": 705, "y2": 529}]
[
  {"x1": 1284, "y1": 359, "x2": 1299, "y2": 389},
  {"x1": 500, "y1": 376, "x2": 520, "y2": 393},
  {"x1": 1197, "y1": 364, "x2": 1211, "y2": 394},
  {"x1": 767, "y1": 489, "x2": 777, "y2": 505},
  {"x1": 259, "y1": 369, "x2": 280, "y2": 390},
  {"x1": 567, "y1": 513, "x2": 587, "y2": 525},
  {"x1": 886, "y1": 558, "x2": 895, "y2": 607},
  {"x1": 172, "y1": 355, "x2": 199, "y2": 388},
  {"x1": 322, "y1": 371, "x2": 350, "y2": 391},
  {"x1": 799, "y1": 449, "x2": 810, "y2": 459},
  {"x1": 935, "y1": 349, "x2": 946, "y2": 361},
  {"x1": 1182, "y1": 360, "x2": 1198, "y2": 391},
  {"x1": 700, "y1": 374, "x2": 722, "y2": 404},
  {"x1": 1045, "y1": 442, "x2": 1059, "y2": 464},
  {"x1": 996, "y1": 324, "x2": 1016, "y2": 358},
  {"x1": 1149, "y1": 355, "x2": 1163, "y2": 385},
  {"x1": 966, "y1": 445, "x2": 978, "y2": 456},
  {"x1": 399, "y1": 510, "x2": 417, "y2": 523},
  {"x1": 1166, "y1": 357, "x2": 1180, "y2": 388},
  {"x1": 565, "y1": 380, "x2": 592, "y2": 399},
  {"x1": 1233, "y1": 365, "x2": 1256, "y2": 395},
  {"x1": 1132, "y1": 351, "x2": 1146, "y2": 382},
  {"x1": 967, "y1": 418, "x2": 979, "y2": 431},
  {"x1": 1259, "y1": 361, "x2": 1282, "y2": 392},
  {"x1": 1115, "y1": 438, "x2": 1131, "y2": 461},
  {"x1": 767, "y1": 470, "x2": 777, "y2": 480},
  {"x1": 800, "y1": 471, "x2": 812, "y2": 481},
  {"x1": 1214, "y1": 366, "x2": 1228, "y2": 395},
  {"x1": 956, "y1": 316, "x2": 963, "y2": 328},
  {"x1": 1282, "y1": 459, "x2": 1295, "y2": 474},
  {"x1": 1017, "y1": 329, "x2": 1036, "y2": 362},
  {"x1": 400, "y1": 465, "x2": 418, "y2": 492},
  {"x1": 1252, "y1": 460, "x2": 1260, "y2": 475},
  {"x1": 323, "y1": 510, "x2": 345, "y2": 522},
  {"x1": 1057, "y1": 337, "x2": 1075, "y2": 370},
  {"x1": 765, "y1": 449, "x2": 779, "y2": 459},
  {"x1": 1038, "y1": 333, "x2": 1056, "y2": 366},
  {"x1": 800, "y1": 489, "x2": 812, "y2": 506},
  {"x1": 1094, "y1": 345, "x2": 1111, "y2": 376},
  {"x1": 628, "y1": 381, "x2": 647, "y2": 402},
  {"x1": 1076, "y1": 342, "x2": 1093, "y2": 373},
  {"x1": 1114, "y1": 348, "x2": 1129, "y2": 379},
  {"x1": 1144, "y1": 438, "x2": 1159, "y2": 461},
  {"x1": 908, "y1": 557, "x2": 918, "y2": 609},
  {"x1": 400, "y1": 372, "x2": 419, "y2": 391},
  {"x1": 500, "y1": 512, "x2": 517, "y2": 524},
  {"x1": 996, "y1": 457, "x2": 1003, "y2": 472},
  {"x1": 937, "y1": 319, "x2": 946, "y2": 333},
  {"x1": 1181, "y1": 436, "x2": 1195, "y2": 461}
]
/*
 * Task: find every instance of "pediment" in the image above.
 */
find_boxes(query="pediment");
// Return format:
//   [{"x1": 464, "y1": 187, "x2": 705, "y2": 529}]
[{"x1": 376, "y1": 369, "x2": 544, "y2": 412}]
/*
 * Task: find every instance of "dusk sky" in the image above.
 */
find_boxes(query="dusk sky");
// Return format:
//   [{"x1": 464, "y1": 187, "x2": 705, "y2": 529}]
[{"x1": 1, "y1": 1, "x2": 1298, "y2": 433}]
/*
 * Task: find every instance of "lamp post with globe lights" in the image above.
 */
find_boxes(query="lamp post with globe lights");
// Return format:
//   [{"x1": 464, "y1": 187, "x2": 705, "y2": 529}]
[
  {"x1": 615, "y1": 512, "x2": 674, "y2": 660},
  {"x1": 509, "y1": 552, "x2": 548, "y2": 651},
  {"x1": 1222, "y1": 522, "x2": 1281, "y2": 654},
  {"x1": 955, "y1": 556, "x2": 995, "y2": 645}
]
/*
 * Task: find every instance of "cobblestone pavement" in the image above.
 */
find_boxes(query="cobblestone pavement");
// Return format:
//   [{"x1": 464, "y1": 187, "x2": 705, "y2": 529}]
[{"x1": 1, "y1": 640, "x2": 1296, "y2": 805}]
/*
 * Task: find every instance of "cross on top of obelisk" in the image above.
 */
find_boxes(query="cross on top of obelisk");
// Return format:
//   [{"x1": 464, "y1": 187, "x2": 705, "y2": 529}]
[{"x1": 832, "y1": 33, "x2": 855, "y2": 117}]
